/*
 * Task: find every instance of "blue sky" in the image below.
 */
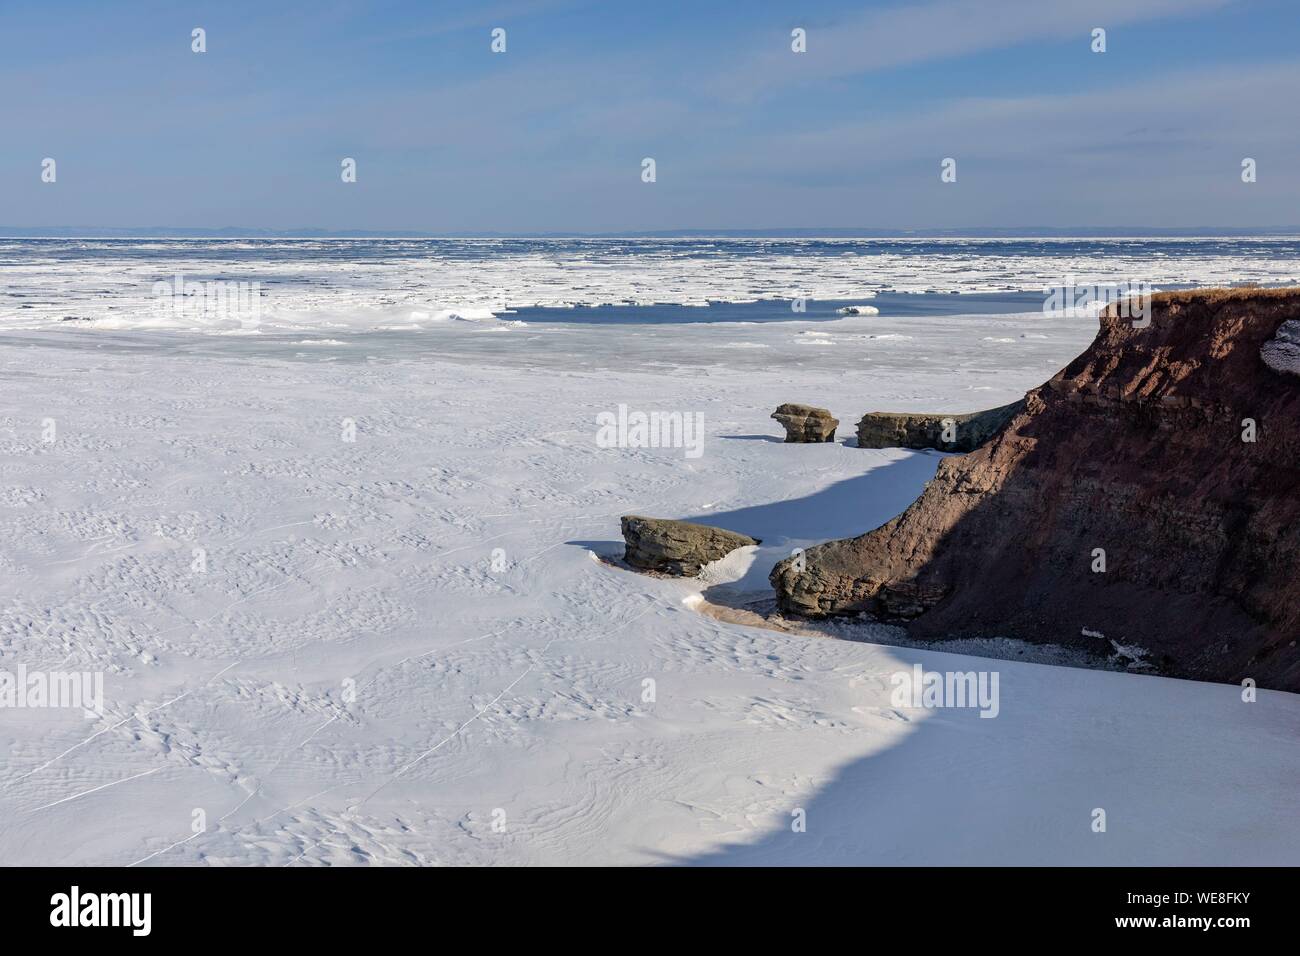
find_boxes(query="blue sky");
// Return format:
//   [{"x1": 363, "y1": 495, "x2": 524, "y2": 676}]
[{"x1": 2, "y1": 0, "x2": 1299, "y2": 232}]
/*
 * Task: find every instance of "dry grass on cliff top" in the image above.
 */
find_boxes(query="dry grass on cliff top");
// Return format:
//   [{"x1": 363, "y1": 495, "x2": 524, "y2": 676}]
[
  {"x1": 1150, "y1": 285, "x2": 1300, "y2": 305},
  {"x1": 1102, "y1": 285, "x2": 1300, "y2": 320}
]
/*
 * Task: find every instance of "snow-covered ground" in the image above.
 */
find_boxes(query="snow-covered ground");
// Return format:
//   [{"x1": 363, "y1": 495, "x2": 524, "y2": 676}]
[{"x1": 1, "y1": 302, "x2": 1297, "y2": 866}]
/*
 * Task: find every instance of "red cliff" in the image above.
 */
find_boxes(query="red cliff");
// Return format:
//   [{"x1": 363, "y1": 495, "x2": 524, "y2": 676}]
[{"x1": 771, "y1": 288, "x2": 1300, "y2": 690}]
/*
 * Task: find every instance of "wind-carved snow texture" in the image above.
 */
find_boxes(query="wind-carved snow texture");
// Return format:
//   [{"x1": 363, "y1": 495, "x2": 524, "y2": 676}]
[{"x1": 1, "y1": 297, "x2": 1298, "y2": 865}]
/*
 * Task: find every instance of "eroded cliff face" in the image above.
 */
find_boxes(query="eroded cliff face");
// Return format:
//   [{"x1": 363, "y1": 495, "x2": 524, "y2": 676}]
[{"x1": 771, "y1": 288, "x2": 1300, "y2": 689}]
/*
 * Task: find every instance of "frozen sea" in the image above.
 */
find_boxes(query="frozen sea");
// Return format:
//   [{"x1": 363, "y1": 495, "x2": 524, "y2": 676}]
[{"x1": 1, "y1": 238, "x2": 1297, "y2": 865}]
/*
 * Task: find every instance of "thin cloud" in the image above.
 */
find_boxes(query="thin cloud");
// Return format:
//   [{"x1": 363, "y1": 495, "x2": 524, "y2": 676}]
[{"x1": 711, "y1": 0, "x2": 1237, "y2": 100}]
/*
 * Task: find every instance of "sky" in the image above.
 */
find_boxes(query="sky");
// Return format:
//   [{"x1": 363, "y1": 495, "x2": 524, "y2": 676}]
[{"x1": 2, "y1": 0, "x2": 1299, "y2": 233}]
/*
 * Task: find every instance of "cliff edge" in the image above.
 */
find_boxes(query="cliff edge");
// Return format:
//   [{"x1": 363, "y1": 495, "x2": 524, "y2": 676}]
[{"x1": 771, "y1": 287, "x2": 1300, "y2": 690}]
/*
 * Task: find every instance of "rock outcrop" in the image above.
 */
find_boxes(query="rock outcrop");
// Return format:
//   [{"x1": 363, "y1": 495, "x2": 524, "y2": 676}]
[
  {"x1": 621, "y1": 516, "x2": 759, "y2": 576},
  {"x1": 855, "y1": 400, "x2": 1024, "y2": 452},
  {"x1": 771, "y1": 403, "x2": 839, "y2": 443},
  {"x1": 772, "y1": 287, "x2": 1300, "y2": 690},
  {"x1": 1261, "y1": 319, "x2": 1300, "y2": 378}
]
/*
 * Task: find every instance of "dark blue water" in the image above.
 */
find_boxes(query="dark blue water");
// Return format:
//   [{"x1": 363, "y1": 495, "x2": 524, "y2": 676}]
[{"x1": 509, "y1": 292, "x2": 1049, "y2": 325}]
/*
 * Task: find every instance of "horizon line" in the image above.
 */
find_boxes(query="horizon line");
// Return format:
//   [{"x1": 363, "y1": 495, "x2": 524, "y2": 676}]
[{"x1": 5, "y1": 227, "x2": 1300, "y2": 241}]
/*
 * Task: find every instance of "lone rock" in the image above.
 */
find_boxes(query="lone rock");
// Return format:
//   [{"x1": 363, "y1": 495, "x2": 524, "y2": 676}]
[
  {"x1": 621, "y1": 516, "x2": 760, "y2": 576},
  {"x1": 771, "y1": 403, "x2": 839, "y2": 443}
]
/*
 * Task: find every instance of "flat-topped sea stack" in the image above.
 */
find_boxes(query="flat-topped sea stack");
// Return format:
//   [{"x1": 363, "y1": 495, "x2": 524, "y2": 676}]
[
  {"x1": 856, "y1": 401, "x2": 1023, "y2": 452},
  {"x1": 772, "y1": 403, "x2": 839, "y2": 443},
  {"x1": 621, "y1": 516, "x2": 759, "y2": 576},
  {"x1": 771, "y1": 287, "x2": 1300, "y2": 690}
]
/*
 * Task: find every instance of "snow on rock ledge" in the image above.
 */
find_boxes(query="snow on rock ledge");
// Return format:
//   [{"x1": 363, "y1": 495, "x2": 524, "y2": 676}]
[{"x1": 1261, "y1": 319, "x2": 1300, "y2": 377}]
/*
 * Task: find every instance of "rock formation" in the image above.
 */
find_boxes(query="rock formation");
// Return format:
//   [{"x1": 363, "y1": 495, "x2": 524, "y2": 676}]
[
  {"x1": 621, "y1": 516, "x2": 759, "y2": 576},
  {"x1": 855, "y1": 400, "x2": 1023, "y2": 452},
  {"x1": 1261, "y1": 319, "x2": 1300, "y2": 378},
  {"x1": 772, "y1": 287, "x2": 1300, "y2": 690},
  {"x1": 771, "y1": 403, "x2": 839, "y2": 443}
]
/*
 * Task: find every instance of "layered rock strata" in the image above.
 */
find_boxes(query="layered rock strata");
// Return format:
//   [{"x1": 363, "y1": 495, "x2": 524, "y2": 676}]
[{"x1": 855, "y1": 401, "x2": 1024, "y2": 452}]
